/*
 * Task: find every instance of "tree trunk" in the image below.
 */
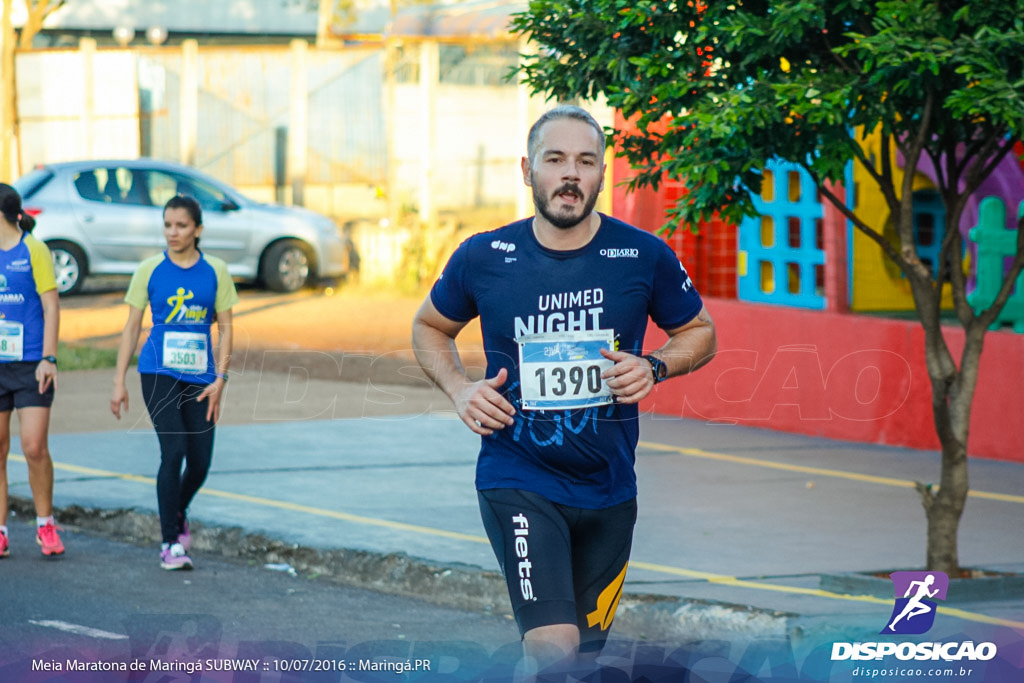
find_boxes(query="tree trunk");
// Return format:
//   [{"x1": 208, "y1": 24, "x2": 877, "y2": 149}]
[
  {"x1": 1, "y1": 0, "x2": 15, "y2": 180},
  {"x1": 919, "y1": 440, "x2": 968, "y2": 576},
  {"x1": 914, "y1": 299, "x2": 985, "y2": 577}
]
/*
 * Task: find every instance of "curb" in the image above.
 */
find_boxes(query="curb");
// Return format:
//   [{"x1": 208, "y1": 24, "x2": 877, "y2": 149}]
[
  {"x1": 819, "y1": 571, "x2": 1024, "y2": 603},
  {"x1": 12, "y1": 497, "x2": 793, "y2": 642}
]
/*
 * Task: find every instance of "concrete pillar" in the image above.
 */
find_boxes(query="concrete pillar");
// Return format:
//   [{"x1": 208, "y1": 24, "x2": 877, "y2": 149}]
[
  {"x1": 179, "y1": 39, "x2": 198, "y2": 166},
  {"x1": 823, "y1": 179, "x2": 851, "y2": 313},
  {"x1": 418, "y1": 39, "x2": 438, "y2": 230},
  {"x1": 289, "y1": 39, "x2": 309, "y2": 206},
  {"x1": 384, "y1": 37, "x2": 400, "y2": 227}
]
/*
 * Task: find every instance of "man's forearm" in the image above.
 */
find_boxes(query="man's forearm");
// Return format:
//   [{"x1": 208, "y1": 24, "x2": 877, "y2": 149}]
[
  {"x1": 651, "y1": 308, "x2": 717, "y2": 380},
  {"x1": 412, "y1": 320, "x2": 472, "y2": 401}
]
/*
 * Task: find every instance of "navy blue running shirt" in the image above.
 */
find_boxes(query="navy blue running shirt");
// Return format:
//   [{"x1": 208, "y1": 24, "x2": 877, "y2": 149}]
[{"x1": 430, "y1": 214, "x2": 704, "y2": 509}]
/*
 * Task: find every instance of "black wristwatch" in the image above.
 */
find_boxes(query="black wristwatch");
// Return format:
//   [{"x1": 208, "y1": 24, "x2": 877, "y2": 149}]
[
  {"x1": 42, "y1": 355, "x2": 57, "y2": 366},
  {"x1": 643, "y1": 354, "x2": 667, "y2": 384}
]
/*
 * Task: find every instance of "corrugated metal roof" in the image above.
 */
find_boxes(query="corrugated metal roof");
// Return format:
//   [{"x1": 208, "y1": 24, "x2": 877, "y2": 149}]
[
  {"x1": 387, "y1": 0, "x2": 525, "y2": 39},
  {"x1": 15, "y1": 0, "x2": 525, "y2": 41},
  {"x1": 17, "y1": 0, "x2": 386, "y2": 37}
]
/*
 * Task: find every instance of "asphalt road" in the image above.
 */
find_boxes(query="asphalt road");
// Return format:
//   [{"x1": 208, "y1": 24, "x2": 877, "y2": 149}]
[
  {"x1": 5, "y1": 283, "x2": 523, "y2": 681},
  {"x1": 0, "y1": 519, "x2": 524, "y2": 681}
]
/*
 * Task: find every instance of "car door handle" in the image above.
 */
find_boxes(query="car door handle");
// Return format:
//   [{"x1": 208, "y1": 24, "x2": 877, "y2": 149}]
[{"x1": 81, "y1": 214, "x2": 95, "y2": 223}]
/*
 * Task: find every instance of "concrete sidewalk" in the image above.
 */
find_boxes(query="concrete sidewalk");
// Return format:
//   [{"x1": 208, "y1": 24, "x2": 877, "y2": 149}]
[{"x1": 9, "y1": 368, "x2": 1024, "y2": 678}]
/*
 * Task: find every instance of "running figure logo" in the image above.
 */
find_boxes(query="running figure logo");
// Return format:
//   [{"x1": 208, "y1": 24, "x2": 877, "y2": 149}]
[{"x1": 881, "y1": 571, "x2": 949, "y2": 635}]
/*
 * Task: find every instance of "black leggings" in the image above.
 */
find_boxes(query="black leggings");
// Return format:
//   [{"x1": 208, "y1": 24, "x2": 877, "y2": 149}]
[{"x1": 141, "y1": 373, "x2": 215, "y2": 544}]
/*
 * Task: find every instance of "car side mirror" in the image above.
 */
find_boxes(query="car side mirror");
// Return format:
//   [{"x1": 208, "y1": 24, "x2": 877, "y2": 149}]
[{"x1": 221, "y1": 200, "x2": 239, "y2": 212}]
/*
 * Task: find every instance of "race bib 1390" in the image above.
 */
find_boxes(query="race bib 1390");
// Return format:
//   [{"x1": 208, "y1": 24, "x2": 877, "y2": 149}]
[{"x1": 517, "y1": 329, "x2": 615, "y2": 411}]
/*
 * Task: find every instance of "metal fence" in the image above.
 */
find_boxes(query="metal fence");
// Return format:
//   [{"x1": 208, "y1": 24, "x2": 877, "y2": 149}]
[{"x1": 13, "y1": 38, "x2": 567, "y2": 225}]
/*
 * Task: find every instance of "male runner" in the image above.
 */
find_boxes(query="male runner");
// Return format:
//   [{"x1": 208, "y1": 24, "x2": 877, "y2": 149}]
[{"x1": 411, "y1": 105, "x2": 716, "y2": 676}]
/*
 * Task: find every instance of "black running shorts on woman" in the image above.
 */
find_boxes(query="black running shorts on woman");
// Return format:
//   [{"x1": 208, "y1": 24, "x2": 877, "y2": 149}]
[
  {"x1": 478, "y1": 488, "x2": 637, "y2": 652},
  {"x1": 0, "y1": 361, "x2": 54, "y2": 411}
]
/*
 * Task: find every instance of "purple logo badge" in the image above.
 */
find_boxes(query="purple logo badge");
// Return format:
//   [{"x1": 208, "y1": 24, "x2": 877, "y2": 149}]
[{"x1": 881, "y1": 571, "x2": 949, "y2": 635}]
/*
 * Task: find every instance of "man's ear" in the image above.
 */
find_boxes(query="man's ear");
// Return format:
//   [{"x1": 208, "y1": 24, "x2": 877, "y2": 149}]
[{"x1": 521, "y1": 156, "x2": 532, "y2": 187}]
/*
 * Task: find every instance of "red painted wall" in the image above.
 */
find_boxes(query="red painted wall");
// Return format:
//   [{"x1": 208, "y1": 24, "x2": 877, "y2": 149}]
[
  {"x1": 610, "y1": 120, "x2": 737, "y2": 299},
  {"x1": 642, "y1": 298, "x2": 1024, "y2": 463}
]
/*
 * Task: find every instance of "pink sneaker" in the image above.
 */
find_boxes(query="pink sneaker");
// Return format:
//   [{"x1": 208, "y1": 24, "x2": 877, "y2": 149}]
[
  {"x1": 177, "y1": 520, "x2": 191, "y2": 551},
  {"x1": 160, "y1": 543, "x2": 193, "y2": 571},
  {"x1": 37, "y1": 522, "x2": 65, "y2": 556},
  {"x1": 0, "y1": 532, "x2": 9, "y2": 558}
]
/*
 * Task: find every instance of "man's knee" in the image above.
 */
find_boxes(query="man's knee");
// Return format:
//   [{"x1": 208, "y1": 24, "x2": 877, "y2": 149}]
[{"x1": 523, "y1": 623, "x2": 580, "y2": 661}]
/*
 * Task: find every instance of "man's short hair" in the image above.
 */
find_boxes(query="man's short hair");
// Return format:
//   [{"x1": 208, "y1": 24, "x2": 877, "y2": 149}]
[{"x1": 527, "y1": 105, "x2": 606, "y2": 165}]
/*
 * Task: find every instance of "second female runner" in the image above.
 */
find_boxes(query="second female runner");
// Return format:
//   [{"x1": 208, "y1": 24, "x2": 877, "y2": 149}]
[{"x1": 111, "y1": 195, "x2": 238, "y2": 570}]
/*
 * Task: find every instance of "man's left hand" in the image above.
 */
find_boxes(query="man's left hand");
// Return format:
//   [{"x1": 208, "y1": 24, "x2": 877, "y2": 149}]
[{"x1": 600, "y1": 349, "x2": 655, "y2": 404}]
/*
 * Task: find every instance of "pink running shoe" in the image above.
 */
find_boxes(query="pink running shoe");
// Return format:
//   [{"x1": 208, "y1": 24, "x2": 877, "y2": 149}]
[
  {"x1": 177, "y1": 520, "x2": 191, "y2": 551},
  {"x1": 37, "y1": 522, "x2": 65, "y2": 556},
  {"x1": 160, "y1": 543, "x2": 193, "y2": 571},
  {"x1": 0, "y1": 532, "x2": 9, "y2": 558}
]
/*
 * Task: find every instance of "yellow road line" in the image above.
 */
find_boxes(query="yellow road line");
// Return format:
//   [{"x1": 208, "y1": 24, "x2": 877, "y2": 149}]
[
  {"x1": 628, "y1": 561, "x2": 1024, "y2": 630},
  {"x1": 638, "y1": 441, "x2": 1024, "y2": 504},
  {"x1": 16, "y1": 457, "x2": 487, "y2": 545},
  {"x1": 13, "y1": 453, "x2": 1024, "y2": 631}
]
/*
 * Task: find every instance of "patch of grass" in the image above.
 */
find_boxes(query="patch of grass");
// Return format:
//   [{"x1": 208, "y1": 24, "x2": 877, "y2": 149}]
[{"x1": 56, "y1": 343, "x2": 135, "y2": 371}]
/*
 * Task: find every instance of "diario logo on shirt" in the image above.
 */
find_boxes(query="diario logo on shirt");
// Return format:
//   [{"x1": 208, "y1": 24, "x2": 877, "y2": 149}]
[
  {"x1": 7, "y1": 258, "x2": 30, "y2": 273},
  {"x1": 165, "y1": 287, "x2": 208, "y2": 323},
  {"x1": 600, "y1": 248, "x2": 639, "y2": 259},
  {"x1": 882, "y1": 571, "x2": 948, "y2": 635}
]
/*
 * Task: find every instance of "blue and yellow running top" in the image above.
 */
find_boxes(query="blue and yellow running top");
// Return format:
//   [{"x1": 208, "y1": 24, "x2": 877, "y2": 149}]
[
  {"x1": 125, "y1": 251, "x2": 239, "y2": 384},
  {"x1": 0, "y1": 233, "x2": 57, "y2": 363}
]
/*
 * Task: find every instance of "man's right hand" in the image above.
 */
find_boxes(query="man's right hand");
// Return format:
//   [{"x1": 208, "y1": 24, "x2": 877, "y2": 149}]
[{"x1": 454, "y1": 367, "x2": 516, "y2": 435}]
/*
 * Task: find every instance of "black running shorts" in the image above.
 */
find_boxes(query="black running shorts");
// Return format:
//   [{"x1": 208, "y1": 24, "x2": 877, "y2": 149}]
[
  {"x1": 478, "y1": 488, "x2": 637, "y2": 653},
  {"x1": 0, "y1": 361, "x2": 54, "y2": 411}
]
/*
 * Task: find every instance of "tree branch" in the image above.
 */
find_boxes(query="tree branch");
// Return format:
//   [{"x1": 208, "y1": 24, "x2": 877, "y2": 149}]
[
  {"x1": 876, "y1": 131, "x2": 902, "y2": 212},
  {"x1": 814, "y1": 174, "x2": 908, "y2": 270},
  {"x1": 969, "y1": 136, "x2": 1017, "y2": 196},
  {"x1": 915, "y1": 481, "x2": 936, "y2": 513},
  {"x1": 18, "y1": 0, "x2": 65, "y2": 49},
  {"x1": 894, "y1": 92, "x2": 936, "y2": 282}
]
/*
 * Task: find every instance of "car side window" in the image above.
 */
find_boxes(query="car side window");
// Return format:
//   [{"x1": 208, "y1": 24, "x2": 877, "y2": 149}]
[
  {"x1": 73, "y1": 171, "x2": 109, "y2": 203},
  {"x1": 170, "y1": 173, "x2": 228, "y2": 213},
  {"x1": 144, "y1": 171, "x2": 179, "y2": 208},
  {"x1": 99, "y1": 167, "x2": 152, "y2": 206}
]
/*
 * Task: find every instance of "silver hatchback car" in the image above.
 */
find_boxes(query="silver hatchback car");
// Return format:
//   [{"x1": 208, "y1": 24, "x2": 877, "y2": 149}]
[{"x1": 13, "y1": 159, "x2": 350, "y2": 294}]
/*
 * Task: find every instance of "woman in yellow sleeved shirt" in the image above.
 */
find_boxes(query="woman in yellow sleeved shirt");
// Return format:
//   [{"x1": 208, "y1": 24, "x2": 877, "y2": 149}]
[{"x1": 0, "y1": 182, "x2": 63, "y2": 558}]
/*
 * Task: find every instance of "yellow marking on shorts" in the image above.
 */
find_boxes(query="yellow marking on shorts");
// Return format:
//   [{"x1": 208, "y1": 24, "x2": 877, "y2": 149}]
[{"x1": 587, "y1": 562, "x2": 629, "y2": 630}]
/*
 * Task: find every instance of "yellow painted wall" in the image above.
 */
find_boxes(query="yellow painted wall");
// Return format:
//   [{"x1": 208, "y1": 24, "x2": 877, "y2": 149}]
[{"x1": 850, "y1": 128, "x2": 956, "y2": 311}]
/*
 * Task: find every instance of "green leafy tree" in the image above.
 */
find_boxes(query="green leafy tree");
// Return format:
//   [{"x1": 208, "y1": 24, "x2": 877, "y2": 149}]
[{"x1": 512, "y1": 0, "x2": 1024, "y2": 576}]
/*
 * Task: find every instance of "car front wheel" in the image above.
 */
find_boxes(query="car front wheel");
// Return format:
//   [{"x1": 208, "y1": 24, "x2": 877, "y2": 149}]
[
  {"x1": 47, "y1": 240, "x2": 87, "y2": 295},
  {"x1": 261, "y1": 239, "x2": 312, "y2": 293}
]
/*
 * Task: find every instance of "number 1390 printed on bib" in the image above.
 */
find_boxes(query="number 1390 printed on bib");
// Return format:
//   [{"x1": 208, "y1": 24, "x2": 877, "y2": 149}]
[{"x1": 517, "y1": 330, "x2": 615, "y2": 411}]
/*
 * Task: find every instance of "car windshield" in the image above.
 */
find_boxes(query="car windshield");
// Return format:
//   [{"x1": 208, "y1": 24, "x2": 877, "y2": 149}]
[{"x1": 13, "y1": 168, "x2": 54, "y2": 200}]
